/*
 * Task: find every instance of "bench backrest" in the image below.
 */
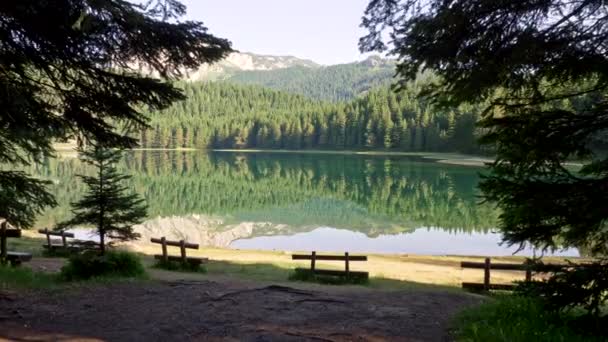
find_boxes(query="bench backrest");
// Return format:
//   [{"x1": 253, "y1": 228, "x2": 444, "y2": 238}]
[
  {"x1": 38, "y1": 229, "x2": 75, "y2": 238},
  {"x1": 460, "y1": 260, "x2": 595, "y2": 272},
  {"x1": 0, "y1": 229, "x2": 21, "y2": 238},
  {"x1": 150, "y1": 237, "x2": 199, "y2": 249},
  {"x1": 292, "y1": 253, "x2": 367, "y2": 261}
]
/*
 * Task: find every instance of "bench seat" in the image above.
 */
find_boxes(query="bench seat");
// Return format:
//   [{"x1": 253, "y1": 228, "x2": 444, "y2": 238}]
[
  {"x1": 6, "y1": 251, "x2": 32, "y2": 266},
  {"x1": 154, "y1": 255, "x2": 209, "y2": 264},
  {"x1": 295, "y1": 267, "x2": 369, "y2": 278}
]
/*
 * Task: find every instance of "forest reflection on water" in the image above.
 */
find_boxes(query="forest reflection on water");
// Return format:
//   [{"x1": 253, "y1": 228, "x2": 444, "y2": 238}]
[{"x1": 30, "y1": 150, "x2": 577, "y2": 256}]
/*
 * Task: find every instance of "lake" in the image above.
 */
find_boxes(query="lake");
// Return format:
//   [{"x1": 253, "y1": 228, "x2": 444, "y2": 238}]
[{"x1": 32, "y1": 150, "x2": 578, "y2": 256}]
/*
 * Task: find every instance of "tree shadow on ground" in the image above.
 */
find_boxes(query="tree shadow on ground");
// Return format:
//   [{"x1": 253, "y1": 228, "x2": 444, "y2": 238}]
[{"x1": 147, "y1": 257, "x2": 461, "y2": 292}]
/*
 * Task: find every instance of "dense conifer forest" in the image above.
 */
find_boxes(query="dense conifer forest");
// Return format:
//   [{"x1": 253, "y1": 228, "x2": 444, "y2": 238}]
[{"x1": 142, "y1": 79, "x2": 486, "y2": 154}]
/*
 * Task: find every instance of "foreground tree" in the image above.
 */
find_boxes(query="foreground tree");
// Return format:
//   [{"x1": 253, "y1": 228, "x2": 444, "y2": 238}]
[
  {"x1": 360, "y1": 0, "x2": 608, "y2": 315},
  {"x1": 59, "y1": 145, "x2": 147, "y2": 254},
  {"x1": 0, "y1": 0, "x2": 231, "y2": 228},
  {"x1": 361, "y1": 0, "x2": 608, "y2": 254}
]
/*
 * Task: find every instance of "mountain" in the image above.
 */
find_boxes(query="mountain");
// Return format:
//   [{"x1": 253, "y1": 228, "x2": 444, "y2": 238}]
[
  {"x1": 130, "y1": 52, "x2": 319, "y2": 81},
  {"x1": 179, "y1": 52, "x2": 320, "y2": 81},
  {"x1": 134, "y1": 52, "x2": 396, "y2": 101},
  {"x1": 225, "y1": 55, "x2": 396, "y2": 102}
]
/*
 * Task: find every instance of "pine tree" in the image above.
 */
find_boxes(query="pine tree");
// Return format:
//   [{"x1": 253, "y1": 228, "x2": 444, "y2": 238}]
[
  {"x1": 361, "y1": 0, "x2": 608, "y2": 315},
  {"x1": 60, "y1": 144, "x2": 147, "y2": 254},
  {"x1": 0, "y1": 0, "x2": 230, "y2": 228}
]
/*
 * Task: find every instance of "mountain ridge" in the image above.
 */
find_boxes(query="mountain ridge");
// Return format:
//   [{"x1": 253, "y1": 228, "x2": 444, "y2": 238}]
[
  {"x1": 134, "y1": 51, "x2": 396, "y2": 101},
  {"x1": 224, "y1": 54, "x2": 396, "y2": 101}
]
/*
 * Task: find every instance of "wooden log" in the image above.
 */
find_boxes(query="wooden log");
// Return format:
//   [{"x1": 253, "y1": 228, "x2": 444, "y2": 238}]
[
  {"x1": 484, "y1": 258, "x2": 491, "y2": 291},
  {"x1": 179, "y1": 240, "x2": 187, "y2": 264},
  {"x1": 292, "y1": 254, "x2": 367, "y2": 261},
  {"x1": 311, "y1": 251, "x2": 316, "y2": 272},
  {"x1": 150, "y1": 237, "x2": 198, "y2": 249}
]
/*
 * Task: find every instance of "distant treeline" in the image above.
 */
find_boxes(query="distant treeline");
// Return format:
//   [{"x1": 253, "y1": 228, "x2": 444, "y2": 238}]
[{"x1": 141, "y1": 79, "x2": 486, "y2": 154}]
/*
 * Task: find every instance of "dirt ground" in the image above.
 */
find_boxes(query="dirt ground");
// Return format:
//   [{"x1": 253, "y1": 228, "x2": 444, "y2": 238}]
[{"x1": 0, "y1": 267, "x2": 483, "y2": 341}]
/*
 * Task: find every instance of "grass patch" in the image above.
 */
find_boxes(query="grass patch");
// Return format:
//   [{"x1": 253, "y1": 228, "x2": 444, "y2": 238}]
[
  {"x1": 288, "y1": 268, "x2": 369, "y2": 285},
  {"x1": 0, "y1": 265, "x2": 58, "y2": 289},
  {"x1": 61, "y1": 250, "x2": 147, "y2": 281},
  {"x1": 454, "y1": 296, "x2": 607, "y2": 342},
  {"x1": 153, "y1": 259, "x2": 207, "y2": 273}
]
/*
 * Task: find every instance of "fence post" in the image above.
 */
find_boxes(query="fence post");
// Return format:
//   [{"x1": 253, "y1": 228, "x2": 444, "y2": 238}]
[
  {"x1": 525, "y1": 269, "x2": 532, "y2": 282},
  {"x1": 311, "y1": 251, "x2": 316, "y2": 272},
  {"x1": 0, "y1": 221, "x2": 7, "y2": 262},
  {"x1": 180, "y1": 239, "x2": 187, "y2": 264},
  {"x1": 345, "y1": 252, "x2": 350, "y2": 277},
  {"x1": 160, "y1": 237, "x2": 168, "y2": 262},
  {"x1": 484, "y1": 257, "x2": 491, "y2": 291},
  {"x1": 44, "y1": 228, "x2": 51, "y2": 248}
]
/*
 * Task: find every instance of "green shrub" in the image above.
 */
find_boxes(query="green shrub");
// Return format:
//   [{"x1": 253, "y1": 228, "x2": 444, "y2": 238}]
[
  {"x1": 515, "y1": 259, "x2": 608, "y2": 318},
  {"x1": 288, "y1": 268, "x2": 369, "y2": 285},
  {"x1": 60, "y1": 250, "x2": 146, "y2": 280},
  {"x1": 454, "y1": 296, "x2": 607, "y2": 342},
  {"x1": 153, "y1": 259, "x2": 206, "y2": 273}
]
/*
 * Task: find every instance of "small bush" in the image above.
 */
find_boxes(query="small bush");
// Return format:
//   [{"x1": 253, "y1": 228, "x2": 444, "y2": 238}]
[
  {"x1": 60, "y1": 250, "x2": 146, "y2": 280},
  {"x1": 153, "y1": 259, "x2": 206, "y2": 273},
  {"x1": 289, "y1": 268, "x2": 369, "y2": 285},
  {"x1": 454, "y1": 296, "x2": 607, "y2": 342},
  {"x1": 515, "y1": 259, "x2": 608, "y2": 318}
]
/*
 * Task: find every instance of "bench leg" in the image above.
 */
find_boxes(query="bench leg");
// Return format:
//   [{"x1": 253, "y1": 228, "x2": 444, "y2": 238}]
[{"x1": 9, "y1": 259, "x2": 21, "y2": 267}]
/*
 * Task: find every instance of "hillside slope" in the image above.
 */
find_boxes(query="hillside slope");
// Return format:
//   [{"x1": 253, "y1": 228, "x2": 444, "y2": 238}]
[{"x1": 226, "y1": 56, "x2": 396, "y2": 101}]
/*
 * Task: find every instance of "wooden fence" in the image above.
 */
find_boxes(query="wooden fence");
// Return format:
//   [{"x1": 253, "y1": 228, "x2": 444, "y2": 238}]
[{"x1": 461, "y1": 257, "x2": 595, "y2": 291}]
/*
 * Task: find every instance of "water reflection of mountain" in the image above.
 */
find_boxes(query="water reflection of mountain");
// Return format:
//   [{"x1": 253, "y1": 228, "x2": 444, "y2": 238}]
[{"x1": 29, "y1": 151, "x2": 498, "y2": 237}]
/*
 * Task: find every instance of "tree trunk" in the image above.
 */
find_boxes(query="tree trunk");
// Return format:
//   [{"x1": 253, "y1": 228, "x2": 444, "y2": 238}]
[{"x1": 98, "y1": 156, "x2": 105, "y2": 255}]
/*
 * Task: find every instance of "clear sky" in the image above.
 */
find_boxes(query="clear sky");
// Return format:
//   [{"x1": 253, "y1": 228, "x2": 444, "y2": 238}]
[{"x1": 180, "y1": 0, "x2": 371, "y2": 65}]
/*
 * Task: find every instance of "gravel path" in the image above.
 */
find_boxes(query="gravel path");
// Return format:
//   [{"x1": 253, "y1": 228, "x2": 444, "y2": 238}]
[{"x1": 0, "y1": 279, "x2": 481, "y2": 341}]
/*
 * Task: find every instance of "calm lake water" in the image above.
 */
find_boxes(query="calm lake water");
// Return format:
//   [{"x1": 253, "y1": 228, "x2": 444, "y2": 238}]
[{"x1": 33, "y1": 151, "x2": 578, "y2": 256}]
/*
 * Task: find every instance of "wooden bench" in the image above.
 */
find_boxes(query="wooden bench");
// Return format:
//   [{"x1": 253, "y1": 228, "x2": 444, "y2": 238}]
[
  {"x1": 6, "y1": 251, "x2": 32, "y2": 266},
  {"x1": 0, "y1": 221, "x2": 32, "y2": 267},
  {"x1": 461, "y1": 257, "x2": 595, "y2": 291},
  {"x1": 38, "y1": 228, "x2": 75, "y2": 249},
  {"x1": 151, "y1": 237, "x2": 208, "y2": 267},
  {"x1": 292, "y1": 251, "x2": 369, "y2": 278},
  {"x1": 38, "y1": 228, "x2": 100, "y2": 252}
]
